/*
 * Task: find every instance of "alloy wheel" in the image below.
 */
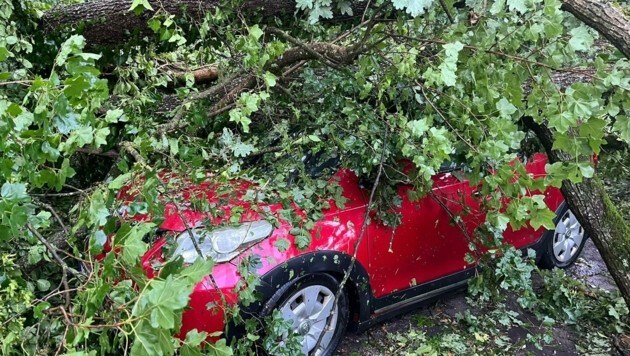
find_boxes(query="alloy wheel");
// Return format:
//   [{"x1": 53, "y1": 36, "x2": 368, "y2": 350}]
[
  {"x1": 552, "y1": 209, "x2": 585, "y2": 263},
  {"x1": 279, "y1": 284, "x2": 338, "y2": 355}
]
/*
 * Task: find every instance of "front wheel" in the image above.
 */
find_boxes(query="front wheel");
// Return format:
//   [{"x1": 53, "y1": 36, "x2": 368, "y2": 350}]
[
  {"x1": 538, "y1": 205, "x2": 588, "y2": 269},
  {"x1": 262, "y1": 274, "x2": 349, "y2": 356}
]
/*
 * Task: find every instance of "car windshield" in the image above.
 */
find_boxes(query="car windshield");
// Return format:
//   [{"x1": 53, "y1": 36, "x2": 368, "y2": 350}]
[
  {"x1": 284, "y1": 151, "x2": 341, "y2": 186},
  {"x1": 302, "y1": 151, "x2": 341, "y2": 177}
]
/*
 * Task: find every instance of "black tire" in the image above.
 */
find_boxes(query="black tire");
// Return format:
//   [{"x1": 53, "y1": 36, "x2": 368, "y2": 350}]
[
  {"x1": 538, "y1": 204, "x2": 588, "y2": 269},
  {"x1": 261, "y1": 273, "x2": 349, "y2": 356}
]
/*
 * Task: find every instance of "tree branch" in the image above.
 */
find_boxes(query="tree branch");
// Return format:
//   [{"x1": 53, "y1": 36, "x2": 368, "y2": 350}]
[
  {"x1": 560, "y1": 0, "x2": 630, "y2": 58},
  {"x1": 41, "y1": 0, "x2": 369, "y2": 47}
]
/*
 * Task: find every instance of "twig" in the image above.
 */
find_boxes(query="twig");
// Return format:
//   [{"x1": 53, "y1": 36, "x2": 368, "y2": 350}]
[
  {"x1": 267, "y1": 27, "x2": 344, "y2": 70},
  {"x1": 33, "y1": 200, "x2": 69, "y2": 236},
  {"x1": 27, "y1": 225, "x2": 75, "y2": 306},
  {"x1": 30, "y1": 190, "x2": 86, "y2": 198},
  {"x1": 418, "y1": 84, "x2": 479, "y2": 153},
  {"x1": 0, "y1": 80, "x2": 32, "y2": 86},
  {"x1": 438, "y1": 0, "x2": 455, "y2": 24},
  {"x1": 120, "y1": 141, "x2": 152, "y2": 171},
  {"x1": 311, "y1": 124, "x2": 389, "y2": 353}
]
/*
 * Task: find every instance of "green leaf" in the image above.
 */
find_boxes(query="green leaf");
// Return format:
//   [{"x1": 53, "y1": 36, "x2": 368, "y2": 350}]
[
  {"x1": 232, "y1": 142, "x2": 255, "y2": 157},
  {"x1": 129, "y1": 0, "x2": 154, "y2": 13},
  {"x1": 94, "y1": 127, "x2": 110, "y2": 147},
  {"x1": 496, "y1": 97, "x2": 517, "y2": 118},
  {"x1": 613, "y1": 115, "x2": 629, "y2": 143},
  {"x1": 488, "y1": 212, "x2": 510, "y2": 231},
  {"x1": 73, "y1": 126, "x2": 94, "y2": 147},
  {"x1": 296, "y1": 0, "x2": 313, "y2": 10},
  {"x1": 206, "y1": 339, "x2": 233, "y2": 356},
  {"x1": 308, "y1": 4, "x2": 333, "y2": 23},
  {"x1": 56, "y1": 35, "x2": 85, "y2": 66},
  {"x1": 248, "y1": 25, "x2": 264, "y2": 40},
  {"x1": 263, "y1": 72, "x2": 277, "y2": 87},
  {"x1": 88, "y1": 190, "x2": 109, "y2": 227},
  {"x1": 577, "y1": 162, "x2": 594, "y2": 178},
  {"x1": 13, "y1": 111, "x2": 34, "y2": 132},
  {"x1": 181, "y1": 330, "x2": 209, "y2": 356},
  {"x1": 90, "y1": 230, "x2": 108, "y2": 254},
  {"x1": 295, "y1": 232, "x2": 311, "y2": 249},
  {"x1": 130, "y1": 321, "x2": 171, "y2": 356},
  {"x1": 337, "y1": 1, "x2": 353, "y2": 15},
  {"x1": 105, "y1": 109, "x2": 125, "y2": 123},
  {"x1": 530, "y1": 208, "x2": 557, "y2": 230},
  {"x1": 438, "y1": 41, "x2": 464, "y2": 87},
  {"x1": 407, "y1": 119, "x2": 429, "y2": 137},
  {"x1": 274, "y1": 238, "x2": 290, "y2": 252},
  {"x1": 108, "y1": 173, "x2": 131, "y2": 190},
  {"x1": 565, "y1": 84, "x2": 600, "y2": 118},
  {"x1": 548, "y1": 112, "x2": 576, "y2": 133},
  {"x1": 119, "y1": 223, "x2": 154, "y2": 265},
  {"x1": 1, "y1": 183, "x2": 28, "y2": 201},
  {"x1": 490, "y1": 0, "x2": 506, "y2": 14},
  {"x1": 36, "y1": 279, "x2": 51, "y2": 291},
  {"x1": 507, "y1": 0, "x2": 527, "y2": 13},
  {"x1": 53, "y1": 113, "x2": 79, "y2": 135},
  {"x1": 178, "y1": 258, "x2": 214, "y2": 284},
  {"x1": 568, "y1": 26, "x2": 594, "y2": 52},
  {"x1": 33, "y1": 302, "x2": 51, "y2": 319},
  {"x1": 391, "y1": 0, "x2": 435, "y2": 17},
  {"x1": 0, "y1": 47, "x2": 9, "y2": 62},
  {"x1": 145, "y1": 277, "x2": 191, "y2": 329}
]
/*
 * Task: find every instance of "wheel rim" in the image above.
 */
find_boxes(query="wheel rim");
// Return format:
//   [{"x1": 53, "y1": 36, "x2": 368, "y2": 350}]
[
  {"x1": 552, "y1": 209, "x2": 584, "y2": 263},
  {"x1": 279, "y1": 284, "x2": 338, "y2": 355}
]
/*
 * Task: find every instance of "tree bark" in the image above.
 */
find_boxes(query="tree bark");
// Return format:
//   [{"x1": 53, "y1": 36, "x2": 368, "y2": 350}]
[
  {"x1": 41, "y1": 0, "x2": 368, "y2": 47},
  {"x1": 524, "y1": 117, "x2": 630, "y2": 307},
  {"x1": 561, "y1": 0, "x2": 630, "y2": 58}
]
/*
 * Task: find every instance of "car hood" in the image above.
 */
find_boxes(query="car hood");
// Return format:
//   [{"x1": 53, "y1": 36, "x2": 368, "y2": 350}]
[{"x1": 116, "y1": 172, "x2": 288, "y2": 232}]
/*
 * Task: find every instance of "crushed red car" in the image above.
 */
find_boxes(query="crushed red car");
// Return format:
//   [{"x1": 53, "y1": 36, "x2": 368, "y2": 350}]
[{"x1": 113, "y1": 152, "x2": 587, "y2": 355}]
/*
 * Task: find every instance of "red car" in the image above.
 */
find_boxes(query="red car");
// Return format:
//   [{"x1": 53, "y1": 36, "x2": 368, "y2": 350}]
[{"x1": 119, "y1": 152, "x2": 587, "y2": 355}]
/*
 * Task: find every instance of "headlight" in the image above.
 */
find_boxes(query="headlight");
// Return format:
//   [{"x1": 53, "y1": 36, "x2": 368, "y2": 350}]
[{"x1": 172, "y1": 220, "x2": 273, "y2": 263}]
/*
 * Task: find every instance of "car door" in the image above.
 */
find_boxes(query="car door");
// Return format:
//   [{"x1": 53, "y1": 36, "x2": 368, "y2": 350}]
[
  {"x1": 367, "y1": 166, "x2": 480, "y2": 298},
  {"x1": 503, "y1": 152, "x2": 565, "y2": 248}
]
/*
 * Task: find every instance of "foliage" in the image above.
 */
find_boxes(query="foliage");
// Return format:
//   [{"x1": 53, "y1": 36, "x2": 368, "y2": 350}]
[
  {"x1": 0, "y1": 254, "x2": 33, "y2": 353},
  {"x1": 0, "y1": 0, "x2": 628, "y2": 354},
  {"x1": 381, "y1": 247, "x2": 628, "y2": 355}
]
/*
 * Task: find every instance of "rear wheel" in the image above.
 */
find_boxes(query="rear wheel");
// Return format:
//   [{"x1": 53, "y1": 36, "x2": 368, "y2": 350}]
[
  {"x1": 538, "y1": 205, "x2": 587, "y2": 269},
  {"x1": 263, "y1": 274, "x2": 349, "y2": 355}
]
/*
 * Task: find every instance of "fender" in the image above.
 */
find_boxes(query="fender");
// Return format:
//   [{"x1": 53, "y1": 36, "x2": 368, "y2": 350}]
[{"x1": 242, "y1": 251, "x2": 373, "y2": 330}]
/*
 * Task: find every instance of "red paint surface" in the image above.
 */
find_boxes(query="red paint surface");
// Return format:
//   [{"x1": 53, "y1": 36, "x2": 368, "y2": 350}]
[{"x1": 122, "y1": 154, "x2": 563, "y2": 338}]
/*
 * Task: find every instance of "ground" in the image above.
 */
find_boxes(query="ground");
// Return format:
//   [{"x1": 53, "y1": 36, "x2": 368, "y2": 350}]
[{"x1": 337, "y1": 240, "x2": 620, "y2": 355}]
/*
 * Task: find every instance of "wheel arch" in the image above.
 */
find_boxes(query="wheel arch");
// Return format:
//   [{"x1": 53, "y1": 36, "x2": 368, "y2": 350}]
[{"x1": 252, "y1": 251, "x2": 373, "y2": 330}]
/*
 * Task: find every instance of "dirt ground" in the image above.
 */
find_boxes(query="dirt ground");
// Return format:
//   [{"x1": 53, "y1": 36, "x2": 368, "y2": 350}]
[{"x1": 337, "y1": 239, "x2": 620, "y2": 355}]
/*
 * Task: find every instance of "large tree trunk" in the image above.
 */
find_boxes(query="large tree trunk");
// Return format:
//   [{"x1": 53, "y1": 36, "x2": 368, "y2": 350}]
[
  {"x1": 556, "y1": 0, "x2": 630, "y2": 307},
  {"x1": 525, "y1": 118, "x2": 630, "y2": 307},
  {"x1": 561, "y1": 0, "x2": 630, "y2": 58},
  {"x1": 41, "y1": 0, "x2": 367, "y2": 47}
]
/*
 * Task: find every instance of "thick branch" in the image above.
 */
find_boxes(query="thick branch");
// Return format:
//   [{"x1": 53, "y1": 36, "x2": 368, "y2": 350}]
[
  {"x1": 157, "y1": 41, "x2": 362, "y2": 135},
  {"x1": 524, "y1": 117, "x2": 630, "y2": 307},
  {"x1": 561, "y1": 0, "x2": 630, "y2": 58},
  {"x1": 41, "y1": 0, "x2": 368, "y2": 47}
]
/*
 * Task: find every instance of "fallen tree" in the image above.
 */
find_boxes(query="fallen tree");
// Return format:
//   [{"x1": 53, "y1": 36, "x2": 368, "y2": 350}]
[
  {"x1": 1, "y1": 0, "x2": 629, "y2": 354},
  {"x1": 536, "y1": 0, "x2": 630, "y2": 307}
]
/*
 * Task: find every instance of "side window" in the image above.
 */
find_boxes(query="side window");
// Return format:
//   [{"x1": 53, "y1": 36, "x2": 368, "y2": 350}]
[
  {"x1": 438, "y1": 161, "x2": 467, "y2": 173},
  {"x1": 519, "y1": 130, "x2": 544, "y2": 161}
]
